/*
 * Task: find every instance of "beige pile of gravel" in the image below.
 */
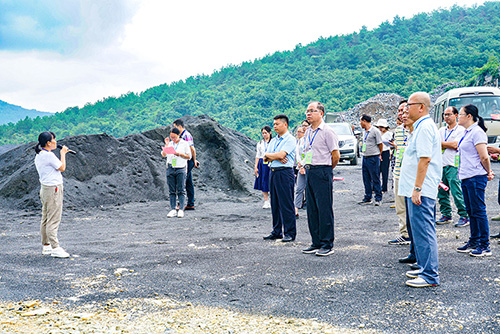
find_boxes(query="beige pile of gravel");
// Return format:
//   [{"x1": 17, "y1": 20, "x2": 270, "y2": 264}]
[{"x1": 0, "y1": 298, "x2": 377, "y2": 334}]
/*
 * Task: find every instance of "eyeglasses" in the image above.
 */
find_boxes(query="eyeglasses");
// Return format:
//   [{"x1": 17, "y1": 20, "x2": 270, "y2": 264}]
[
  {"x1": 443, "y1": 113, "x2": 455, "y2": 117},
  {"x1": 305, "y1": 109, "x2": 320, "y2": 114},
  {"x1": 403, "y1": 102, "x2": 423, "y2": 110}
]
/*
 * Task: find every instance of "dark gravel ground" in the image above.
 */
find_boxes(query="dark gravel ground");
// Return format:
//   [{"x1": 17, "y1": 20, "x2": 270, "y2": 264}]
[{"x1": 1, "y1": 161, "x2": 500, "y2": 333}]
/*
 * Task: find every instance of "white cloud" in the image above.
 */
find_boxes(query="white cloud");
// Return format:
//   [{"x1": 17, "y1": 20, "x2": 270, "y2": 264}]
[{"x1": 0, "y1": 0, "x2": 488, "y2": 112}]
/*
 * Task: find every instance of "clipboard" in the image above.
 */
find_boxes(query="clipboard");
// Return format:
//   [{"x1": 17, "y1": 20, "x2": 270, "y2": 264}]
[{"x1": 162, "y1": 146, "x2": 176, "y2": 154}]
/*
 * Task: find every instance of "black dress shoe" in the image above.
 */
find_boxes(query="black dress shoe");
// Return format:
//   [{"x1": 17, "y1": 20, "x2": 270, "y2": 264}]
[
  {"x1": 263, "y1": 234, "x2": 282, "y2": 240},
  {"x1": 490, "y1": 233, "x2": 500, "y2": 239},
  {"x1": 282, "y1": 236, "x2": 295, "y2": 242},
  {"x1": 302, "y1": 246, "x2": 321, "y2": 254},
  {"x1": 409, "y1": 263, "x2": 420, "y2": 270},
  {"x1": 398, "y1": 256, "x2": 416, "y2": 264}
]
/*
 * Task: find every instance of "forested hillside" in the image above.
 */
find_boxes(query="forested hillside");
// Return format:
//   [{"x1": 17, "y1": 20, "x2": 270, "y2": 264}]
[
  {"x1": 0, "y1": 100, "x2": 51, "y2": 126},
  {"x1": 1, "y1": 2, "x2": 500, "y2": 145}
]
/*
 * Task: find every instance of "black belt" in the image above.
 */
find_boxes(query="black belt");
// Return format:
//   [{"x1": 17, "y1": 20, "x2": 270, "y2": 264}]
[
  {"x1": 305, "y1": 164, "x2": 332, "y2": 169},
  {"x1": 271, "y1": 167, "x2": 292, "y2": 172}
]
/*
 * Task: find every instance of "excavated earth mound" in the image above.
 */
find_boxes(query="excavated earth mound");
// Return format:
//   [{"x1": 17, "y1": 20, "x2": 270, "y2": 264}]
[{"x1": 0, "y1": 115, "x2": 256, "y2": 209}]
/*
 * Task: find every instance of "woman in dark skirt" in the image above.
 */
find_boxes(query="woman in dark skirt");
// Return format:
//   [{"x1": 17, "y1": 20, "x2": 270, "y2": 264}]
[{"x1": 254, "y1": 126, "x2": 272, "y2": 208}]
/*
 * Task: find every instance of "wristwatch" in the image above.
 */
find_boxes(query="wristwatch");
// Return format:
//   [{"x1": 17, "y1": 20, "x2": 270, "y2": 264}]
[{"x1": 414, "y1": 187, "x2": 422, "y2": 192}]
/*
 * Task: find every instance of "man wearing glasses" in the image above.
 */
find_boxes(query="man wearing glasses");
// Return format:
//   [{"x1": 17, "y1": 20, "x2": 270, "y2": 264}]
[
  {"x1": 301, "y1": 102, "x2": 340, "y2": 256},
  {"x1": 437, "y1": 106, "x2": 469, "y2": 227},
  {"x1": 399, "y1": 92, "x2": 442, "y2": 288}
]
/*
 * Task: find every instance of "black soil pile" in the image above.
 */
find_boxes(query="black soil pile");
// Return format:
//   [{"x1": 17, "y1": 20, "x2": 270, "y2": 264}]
[{"x1": 0, "y1": 115, "x2": 257, "y2": 209}]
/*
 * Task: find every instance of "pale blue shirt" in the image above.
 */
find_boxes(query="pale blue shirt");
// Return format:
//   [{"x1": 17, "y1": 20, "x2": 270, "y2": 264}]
[
  {"x1": 457, "y1": 123, "x2": 488, "y2": 180},
  {"x1": 399, "y1": 116, "x2": 442, "y2": 199},
  {"x1": 268, "y1": 131, "x2": 296, "y2": 168}
]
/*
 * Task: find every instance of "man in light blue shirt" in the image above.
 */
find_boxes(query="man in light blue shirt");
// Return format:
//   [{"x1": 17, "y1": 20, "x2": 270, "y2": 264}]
[
  {"x1": 263, "y1": 114, "x2": 297, "y2": 242},
  {"x1": 399, "y1": 91, "x2": 442, "y2": 288}
]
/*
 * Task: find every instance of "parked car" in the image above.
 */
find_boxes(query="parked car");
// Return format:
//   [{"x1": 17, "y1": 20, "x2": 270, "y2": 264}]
[{"x1": 326, "y1": 122, "x2": 358, "y2": 165}]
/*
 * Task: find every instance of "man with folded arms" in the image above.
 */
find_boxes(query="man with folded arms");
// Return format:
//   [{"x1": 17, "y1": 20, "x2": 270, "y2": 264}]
[{"x1": 263, "y1": 114, "x2": 297, "y2": 242}]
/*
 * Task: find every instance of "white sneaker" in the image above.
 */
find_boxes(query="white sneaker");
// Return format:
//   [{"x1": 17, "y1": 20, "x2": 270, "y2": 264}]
[
  {"x1": 167, "y1": 209, "x2": 177, "y2": 218},
  {"x1": 177, "y1": 210, "x2": 184, "y2": 218},
  {"x1": 51, "y1": 247, "x2": 69, "y2": 258},
  {"x1": 42, "y1": 245, "x2": 52, "y2": 255},
  {"x1": 262, "y1": 201, "x2": 271, "y2": 209}
]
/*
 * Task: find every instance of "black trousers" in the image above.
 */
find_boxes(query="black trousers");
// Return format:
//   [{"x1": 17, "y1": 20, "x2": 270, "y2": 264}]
[
  {"x1": 305, "y1": 166, "x2": 334, "y2": 249},
  {"x1": 380, "y1": 150, "x2": 391, "y2": 192},
  {"x1": 269, "y1": 168, "x2": 296, "y2": 238}
]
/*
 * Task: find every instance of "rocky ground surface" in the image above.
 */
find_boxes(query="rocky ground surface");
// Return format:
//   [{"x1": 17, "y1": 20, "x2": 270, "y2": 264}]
[{"x1": 1, "y1": 161, "x2": 500, "y2": 333}]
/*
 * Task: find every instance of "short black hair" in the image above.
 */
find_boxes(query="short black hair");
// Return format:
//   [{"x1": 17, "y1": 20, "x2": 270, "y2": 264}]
[
  {"x1": 171, "y1": 127, "x2": 181, "y2": 135},
  {"x1": 448, "y1": 106, "x2": 459, "y2": 115},
  {"x1": 361, "y1": 114, "x2": 371, "y2": 123},
  {"x1": 173, "y1": 119, "x2": 184, "y2": 127},
  {"x1": 399, "y1": 100, "x2": 408, "y2": 106},
  {"x1": 273, "y1": 114, "x2": 289, "y2": 126}
]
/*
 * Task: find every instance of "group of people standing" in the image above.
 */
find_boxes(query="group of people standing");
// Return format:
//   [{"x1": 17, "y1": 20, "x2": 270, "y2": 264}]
[
  {"x1": 373, "y1": 92, "x2": 496, "y2": 287},
  {"x1": 253, "y1": 92, "x2": 499, "y2": 288},
  {"x1": 254, "y1": 102, "x2": 340, "y2": 256},
  {"x1": 33, "y1": 118, "x2": 201, "y2": 258}
]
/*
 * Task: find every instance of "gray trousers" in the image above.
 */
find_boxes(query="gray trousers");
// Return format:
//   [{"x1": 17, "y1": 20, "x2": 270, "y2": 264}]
[
  {"x1": 167, "y1": 165, "x2": 186, "y2": 210},
  {"x1": 294, "y1": 171, "x2": 306, "y2": 209},
  {"x1": 40, "y1": 184, "x2": 63, "y2": 248}
]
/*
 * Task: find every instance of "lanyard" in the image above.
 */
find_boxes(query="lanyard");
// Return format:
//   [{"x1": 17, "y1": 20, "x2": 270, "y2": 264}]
[
  {"x1": 173, "y1": 141, "x2": 180, "y2": 151},
  {"x1": 308, "y1": 128, "x2": 320, "y2": 147},
  {"x1": 274, "y1": 136, "x2": 284, "y2": 151},
  {"x1": 444, "y1": 126, "x2": 456, "y2": 142},
  {"x1": 263, "y1": 140, "x2": 269, "y2": 152},
  {"x1": 413, "y1": 116, "x2": 430, "y2": 132},
  {"x1": 42, "y1": 148, "x2": 49, "y2": 152},
  {"x1": 364, "y1": 130, "x2": 369, "y2": 143},
  {"x1": 457, "y1": 131, "x2": 469, "y2": 150}
]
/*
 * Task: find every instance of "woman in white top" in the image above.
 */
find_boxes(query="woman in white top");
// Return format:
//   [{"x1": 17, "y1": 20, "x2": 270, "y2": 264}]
[
  {"x1": 375, "y1": 119, "x2": 394, "y2": 193},
  {"x1": 34, "y1": 131, "x2": 70, "y2": 258},
  {"x1": 294, "y1": 120, "x2": 310, "y2": 216},
  {"x1": 162, "y1": 127, "x2": 192, "y2": 218},
  {"x1": 254, "y1": 126, "x2": 272, "y2": 208}
]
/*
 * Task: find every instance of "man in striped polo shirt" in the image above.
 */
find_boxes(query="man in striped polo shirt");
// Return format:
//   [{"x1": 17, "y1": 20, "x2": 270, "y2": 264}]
[{"x1": 388, "y1": 100, "x2": 412, "y2": 246}]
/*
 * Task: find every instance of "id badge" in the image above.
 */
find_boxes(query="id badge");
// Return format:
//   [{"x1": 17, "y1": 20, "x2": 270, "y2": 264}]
[
  {"x1": 398, "y1": 148, "x2": 405, "y2": 161},
  {"x1": 304, "y1": 152, "x2": 313, "y2": 164},
  {"x1": 362, "y1": 144, "x2": 366, "y2": 152},
  {"x1": 441, "y1": 149, "x2": 445, "y2": 154},
  {"x1": 454, "y1": 154, "x2": 460, "y2": 168},
  {"x1": 172, "y1": 158, "x2": 177, "y2": 167}
]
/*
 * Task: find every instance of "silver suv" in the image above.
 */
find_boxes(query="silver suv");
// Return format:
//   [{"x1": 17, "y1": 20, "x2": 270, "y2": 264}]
[{"x1": 327, "y1": 122, "x2": 358, "y2": 165}]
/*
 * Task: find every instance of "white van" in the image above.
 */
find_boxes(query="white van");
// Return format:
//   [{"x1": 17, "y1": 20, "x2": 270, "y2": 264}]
[{"x1": 433, "y1": 86, "x2": 500, "y2": 148}]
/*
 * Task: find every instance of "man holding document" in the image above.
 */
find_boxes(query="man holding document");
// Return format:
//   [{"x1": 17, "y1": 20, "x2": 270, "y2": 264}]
[{"x1": 161, "y1": 127, "x2": 192, "y2": 218}]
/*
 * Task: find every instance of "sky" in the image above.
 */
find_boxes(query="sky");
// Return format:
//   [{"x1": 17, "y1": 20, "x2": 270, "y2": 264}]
[{"x1": 0, "y1": 0, "x2": 490, "y2": 113}]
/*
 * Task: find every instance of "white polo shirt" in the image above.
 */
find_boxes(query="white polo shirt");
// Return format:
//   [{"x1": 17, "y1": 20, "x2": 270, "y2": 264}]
[
  {"x1": 166, "y1": 139, "x2": 192, "y2": 168},
  {"x1": 34, "y1": 150, "x2": 63, "y2": 186}
]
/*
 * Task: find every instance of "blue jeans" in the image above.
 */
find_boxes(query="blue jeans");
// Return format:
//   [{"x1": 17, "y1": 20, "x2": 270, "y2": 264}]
[
  {"x1": 406, "y1": 196, "x2": 439, "y2": 285},
  {"x1": 461, "y1": 175, "x2": 489, "y2": 248},
  {"x1": 362, "y1": 155, "x2": 382, "y2": 201},
  {"x1": 167, "y1": 166, "x2": 186, "y2": 210}
]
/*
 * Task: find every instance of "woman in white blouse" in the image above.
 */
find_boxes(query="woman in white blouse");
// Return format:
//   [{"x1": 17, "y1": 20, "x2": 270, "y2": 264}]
[{"x1": 254, "y1": 126, "x2": 272, "y2": 208}]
